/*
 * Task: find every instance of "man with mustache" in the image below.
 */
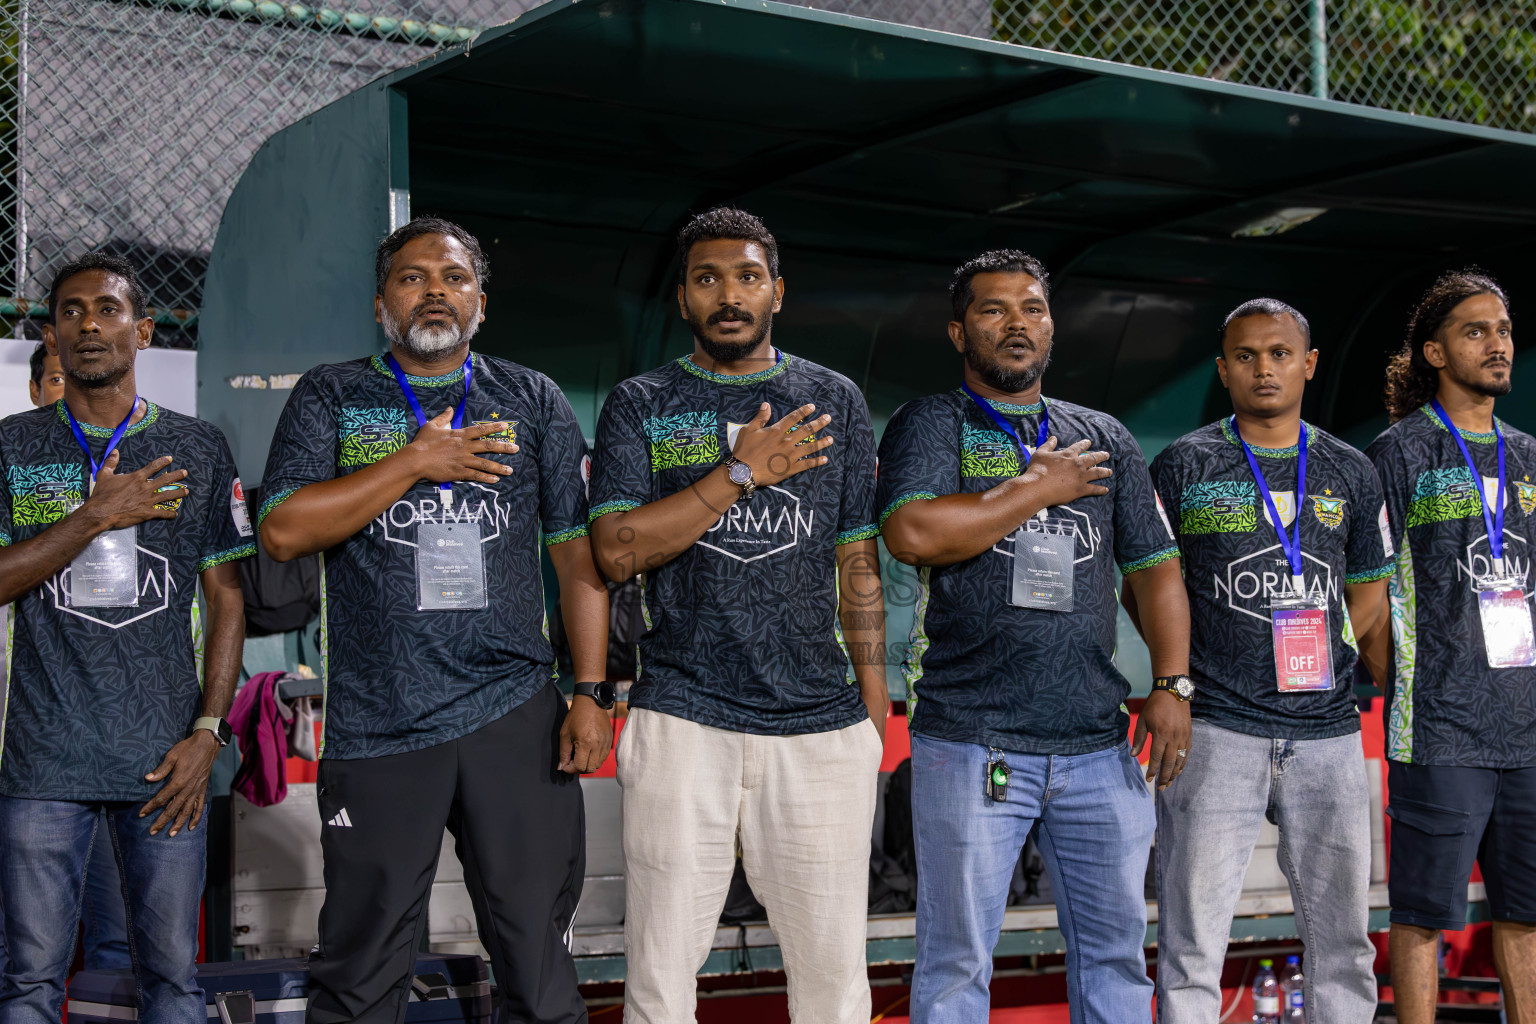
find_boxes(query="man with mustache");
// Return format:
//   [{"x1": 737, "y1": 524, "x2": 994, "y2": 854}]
[
  {"x1": 1147, "y1": 299, "x2": 1393, "y2": 1023},
  {"x1": 0, "y1": 252, "x2": 251, "y2": 1024},
  {"x1": 588, "y1": 207, "x2": 885, "y2": 1024},
  {"x1": 1367, "y1": 270, "x2": 1536, "y2": 1024},
  {"x1": 877, "y1": 249, "x2": 1190, "y2": 1023},
  {"x1": 260, "y1": 217, "x2": 609, "y2": 1024}
]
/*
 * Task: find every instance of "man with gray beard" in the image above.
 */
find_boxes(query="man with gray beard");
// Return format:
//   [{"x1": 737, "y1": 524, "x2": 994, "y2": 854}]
[{"x1": 260, "y1": 217, "x2": 610, "y2": 1024}]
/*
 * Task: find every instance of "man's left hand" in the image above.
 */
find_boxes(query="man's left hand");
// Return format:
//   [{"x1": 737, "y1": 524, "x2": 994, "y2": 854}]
[
  {"x1": 559, "y1": 696, "x2": 614, "y2": 775},
  {"x1": 1131, "y1": 689, "x2": 1192, "y2": 791},
  {"x1": 141, "y1": 730, "x2": 222, "y2": 835}
]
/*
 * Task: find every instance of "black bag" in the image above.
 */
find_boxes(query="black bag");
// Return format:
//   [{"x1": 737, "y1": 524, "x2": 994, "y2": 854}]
[
  {"x1": 719, "y1": 857, "x2": 767, "y2": 924},
  {"x1": 550, "y1": 577, "x2": 646, "y2": 680},
  {"x1": 237, "y1": 485, "x2": 321, "y2": 637},
  {"x1": 869, "y1": 758, "x2": 918, "y2": 913}
]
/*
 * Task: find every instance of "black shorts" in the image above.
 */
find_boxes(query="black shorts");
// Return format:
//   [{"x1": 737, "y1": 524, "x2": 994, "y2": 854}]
[{"x1": 1387, "y1": 759, "x2": 1536, "y2": 930}]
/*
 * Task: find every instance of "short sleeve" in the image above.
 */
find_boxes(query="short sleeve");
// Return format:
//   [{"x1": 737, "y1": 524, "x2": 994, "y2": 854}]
[
  {"x1": 0, "y1": 439, "x2": 13, "y2": 548},
  {"x1": 1345, "y1": 455, "x2": 1395, "y2": 583},
  {"x1": 836, "y1": 387, "x2": 879, "y2": 544},
  {"x1": 536, "y1": 380, "x2": 591, "y2": 547},
  {"x1": 199, "y1": 429, "x2": 257, "y2": 572},
  {"x1": 258, "y1": 370, "x2": 340, "y2": 526},
  {"x1": 1148, "y1": 447, "x2": 1184, "y2": 554},
  {"x1": 1111, "y1": 424, "x2": 1180, "y2": 576},
  {"x1": 588, "y1": 385, "x2": 653, "y2": 522},
  {"x1": 875, "y1": 400, "x2": 960, "y2": 529}
]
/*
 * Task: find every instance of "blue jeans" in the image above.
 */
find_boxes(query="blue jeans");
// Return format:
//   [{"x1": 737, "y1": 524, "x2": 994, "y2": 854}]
[
  {"x1": 0, "y1": 809, "x2": 130, "y2": 973},
  {"x1": 910, "y1": 735, "x2": 1156, "y2": 1024},
  {"x1": 0, "y1": 797, "x2": 205, "y2": 1024},
  {"x1": 1154, "y1": 720, "x2": 1375, "y2": 1024}
]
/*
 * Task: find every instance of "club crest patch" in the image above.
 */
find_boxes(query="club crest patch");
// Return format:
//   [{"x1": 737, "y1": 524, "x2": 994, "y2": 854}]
[
  {"x1": 1310, "y1": 493, "x2": 1345, "y2": 529},
  {"x1": 1518, "y1": 480, "x2": 1536, "y2": 516}
]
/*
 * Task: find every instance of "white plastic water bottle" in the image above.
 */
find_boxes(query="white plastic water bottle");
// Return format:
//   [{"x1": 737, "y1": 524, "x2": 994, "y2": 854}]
[
  {"x1": 1252, "y1": 959, "x2": 1280, "y2": 1023},
  {"x1": 1280, "y1": 955, "x2": 1306, "y2": 1022}
]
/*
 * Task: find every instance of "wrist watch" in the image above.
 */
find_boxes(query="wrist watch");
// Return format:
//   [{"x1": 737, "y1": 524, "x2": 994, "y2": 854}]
[
  {"x1": 192, "y1": 716, "x2": 233, "y2": 746},
  {"x1": 1151, "y1": 675, "x2": 1195, "y2": 702},
  {"x1": 720, "y1": 456, "x2": 756, "y2": 501},
  {"x1": 574, "y1": 681, "x2": 618, "y2": 710}
]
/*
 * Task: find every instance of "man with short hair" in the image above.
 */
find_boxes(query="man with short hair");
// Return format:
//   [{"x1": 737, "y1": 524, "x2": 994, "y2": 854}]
[
  {"x1": 588, "y1": 207, "x2": 886, "y2": 1024},
  {"x1": 1147, "y1": 299, "x2": 1392, "y2": 1023},
  {"x1": 0, "y1": 252, "x2": 252, "y2": 1024},
  {"x1": 261, "y1": 216, "x2": 609, "y2": 1024},
  {"x1": 877, "y1": 249, "x2": 1191, "y2": 1024},
  {"x1": 1368, "y1": 270, "x2": 1536, "y2": 1024},
  {"x1": 28, "y1": 344, "x2": 64, "y2": 407}
]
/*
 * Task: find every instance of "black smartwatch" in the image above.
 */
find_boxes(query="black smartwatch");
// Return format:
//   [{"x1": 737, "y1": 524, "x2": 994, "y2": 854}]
[
  {"x1": 192, "y1": 716, "x2": 233, "y2": 746},
  {"x1": 573, "y1": 681, "x2": 617, "y2": 710},
  {"x1": 1151, "y1": 675, "x2": 1195, "y2": 702}
]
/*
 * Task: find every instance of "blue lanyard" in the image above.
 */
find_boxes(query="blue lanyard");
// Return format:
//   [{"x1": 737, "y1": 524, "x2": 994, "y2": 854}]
[
  {"x1": 1231, "y1": 416, "x2": 1308, "y2": 593},
  {"x1": 385, "y1": 352, "x2": 474, "y2": 507},
  {"x1": 64, "y1": 397, "x2": 141, "y2": 496},
  {"x1": 960, "y1": 383, "x2": 1050, "y2": 469},
  {"x1": 1429, "y1": 398, "x2": 1508, "y2": 573}
]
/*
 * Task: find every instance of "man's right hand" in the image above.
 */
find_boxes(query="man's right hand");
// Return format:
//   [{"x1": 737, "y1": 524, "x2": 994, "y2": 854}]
[
  {"x1": 404, "y1": 406, "x2": 519, "y2": 485},
  {"x1": 1020, "y1": 437, "x2": 1112, "y2": 508},
  {"x1": 732, "y1": 403, "x2": 834, "y2": 486},
  {"x1": 83, "y1": 451, "x2": 189, "y2": 529}
]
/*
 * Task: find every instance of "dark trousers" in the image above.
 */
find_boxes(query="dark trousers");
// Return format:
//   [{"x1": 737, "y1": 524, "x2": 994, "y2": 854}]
[{"x1": 308, "y1": 685, "x2": 586, "y2": 1024}]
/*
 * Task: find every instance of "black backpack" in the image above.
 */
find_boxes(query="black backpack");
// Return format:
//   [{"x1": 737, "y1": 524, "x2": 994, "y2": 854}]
[{"x1": 237, "y1": 485, "x2": 321, "y2": 637}]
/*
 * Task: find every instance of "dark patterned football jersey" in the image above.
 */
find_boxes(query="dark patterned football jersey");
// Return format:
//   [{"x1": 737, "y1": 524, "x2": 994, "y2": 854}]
[
  {"x1": 587, "y1": 352, "x2": 879, "y2": 735},
  {"x1": 0, "y1": 400, "x2": 254, "y2": 800},
  {"x1": 259, "y1": 354, "x2": 590, "y2": 760},
  {"x1": 1151, "y1": 420, "x2": 1394, "y2": 740},
  {"x1": 1367, "y1": 406, "x2": 1536, "y2": 767},
  {"x1": 875, "y1": 391, "x2": 1179, "y2": 755}
]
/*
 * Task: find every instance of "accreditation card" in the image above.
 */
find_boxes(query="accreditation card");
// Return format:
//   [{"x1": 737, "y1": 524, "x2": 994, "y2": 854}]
[
  {"x1": 69, "y1": 525, "x2": 139, "y2": 607},
  {"x1": 416, "y1": 521, "x2": 487, "y2": 611},
  {"x1": 1270, "y1": 590, "x2": 1333, "y2": 692},
  {"x1": 1476, "y1": 575, "x2": 1536, "y2": 668}
]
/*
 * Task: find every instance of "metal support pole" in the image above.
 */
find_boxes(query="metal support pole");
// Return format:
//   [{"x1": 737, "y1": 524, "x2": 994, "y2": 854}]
[
  {"x1": 15, "y1": 0, "x2": 28, "y2": 298},
  {"x1": 1309, "y1": 0, "x2": 1328, "y2": 99}
]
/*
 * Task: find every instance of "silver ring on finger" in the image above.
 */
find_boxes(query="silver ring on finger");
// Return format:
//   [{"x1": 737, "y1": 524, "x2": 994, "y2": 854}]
[{"x1": 1176, "y1": 749, "x2": 1188, "y2": 757}]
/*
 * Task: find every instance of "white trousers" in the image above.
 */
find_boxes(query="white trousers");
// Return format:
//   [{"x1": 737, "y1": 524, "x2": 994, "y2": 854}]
[{"x1": 617, "y1": 707, "x2": 883, "y2": 1024}]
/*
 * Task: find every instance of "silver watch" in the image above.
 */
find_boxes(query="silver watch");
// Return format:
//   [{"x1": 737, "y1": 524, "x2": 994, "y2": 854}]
[{"x1": 722, "y1": 456, "x2": 756, "y2": 501}]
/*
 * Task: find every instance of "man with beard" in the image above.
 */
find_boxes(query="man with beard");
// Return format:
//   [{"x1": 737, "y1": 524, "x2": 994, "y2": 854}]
[
  {"x1": 260, "y1": 217, "x2": 610, "y2": 1024},
  {"x1": 587, "y1": 207, "x2": 885, "y2": 1024},
  {"x1": 1367, "y1": 270, "x2": 1536, "y2": 1024},
  {"x1": 877, "y1": 249, "x2": 1191, "y2": 1024},
  {"x1": 1148, "y1": 300, "x2": 1393, "y2": 1023},
  {"x1": 0, "y1": 253, "x2": 251, "y2": 1024}
]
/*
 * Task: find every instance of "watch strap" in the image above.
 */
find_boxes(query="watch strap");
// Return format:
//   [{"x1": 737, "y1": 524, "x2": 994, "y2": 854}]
[
  {"x1": 192, "y1": 716, "x2": 231, "y2": 745},
  {"x1": 573, "y1": 681, "x2": 616, "y2": 709},
  {"x1": 1150, "y1": 675, "x2": 1194, "y2": 702}
]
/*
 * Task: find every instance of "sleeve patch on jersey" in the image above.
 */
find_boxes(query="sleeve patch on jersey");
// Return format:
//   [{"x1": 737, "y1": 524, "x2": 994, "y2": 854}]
[
  {"x1": 1377, "y1": 502, "x2": 1395, "y2": 559},
  {"x1": 231, "y1": 478, "x2": 254, "y2": 538},
  {"x1": 1155, "y1": 492, "x2": 1174, "y2": 540},
  {"x1": 1119, "y1": 546, "x2": 1180, "y2": 576}
]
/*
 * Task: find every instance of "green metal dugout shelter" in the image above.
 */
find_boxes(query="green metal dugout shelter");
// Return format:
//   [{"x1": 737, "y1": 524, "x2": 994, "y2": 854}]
[{"x1": 199, "y1": 0, "x2": 1536, "y2": 478}]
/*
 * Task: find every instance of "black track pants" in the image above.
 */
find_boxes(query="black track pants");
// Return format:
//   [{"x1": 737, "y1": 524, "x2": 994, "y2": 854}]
[{"x1": 308, "y1": 685, "x2": 586, "y2": 1024}]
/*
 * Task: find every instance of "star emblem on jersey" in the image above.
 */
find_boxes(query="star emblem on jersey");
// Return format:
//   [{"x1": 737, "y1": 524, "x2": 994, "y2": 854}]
[
  {"x1": 473, "y1": 417, "x2": 517, "y2": 446},
  {"x1": 1518, "y1": 481, "x2": 1536, "y2": 516},
  {"x1": 1310, "y1": 494, "x2": 1345, "y2": 529}
]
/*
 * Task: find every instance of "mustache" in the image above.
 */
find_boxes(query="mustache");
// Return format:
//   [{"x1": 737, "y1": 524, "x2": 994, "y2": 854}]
[
  {"x1": 707, "y1": 306, "x2": 755, "y2": 326},
  {"x1": 412, "y1": 302, "x2": 457, "y2": 321}
]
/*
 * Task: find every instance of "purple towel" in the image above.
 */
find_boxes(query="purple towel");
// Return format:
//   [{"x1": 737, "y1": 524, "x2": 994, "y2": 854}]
[{"x1": 230, "y1": 671, "x2": 290, "y2": 807}]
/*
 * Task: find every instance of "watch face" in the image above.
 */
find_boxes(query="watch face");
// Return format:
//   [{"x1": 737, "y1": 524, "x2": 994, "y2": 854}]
[
  {"x1": 597, "y1": 682, "x2": 618, "y2": 707},
  {"x1": 1175, "y1": 678, "x2": 1195, "y2": 699},
  {"x1": 728, "y1": 462, "x2": 752, "y2": 485}
]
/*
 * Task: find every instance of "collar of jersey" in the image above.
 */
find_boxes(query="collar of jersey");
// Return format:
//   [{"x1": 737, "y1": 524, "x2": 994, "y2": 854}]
[
  {"x1": 55, "y1": 398, "x2": 160, "y2": 438},
  {"x1": 1219, "y1": 417, "x2": 1314, "y2": 458},
  {"x1": 955, "y1": 388, "x2": 1043, "y2": 416},
  {"x1": 370, "y1": 352, "x2": 470, "y2": 387},
  {"x1": 677, "y1": 351, "x2": 791, "y2": 385},
  {"x1": 1419, "y1": 404, "x2": 1503, "y2": 444}
]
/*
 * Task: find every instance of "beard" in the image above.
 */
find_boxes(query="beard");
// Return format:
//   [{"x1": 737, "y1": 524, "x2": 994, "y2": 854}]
[
  {"x1": 963, "y1": 328, "x2": 1052, "y2": 393},
  {"x1": 1449, "y1": 358, "x2": 1514, "y2": 399},
  {"x1": 65, "y1": 357, "x2": 130, "y2": 390},
  {"x1": 687, "y1": 303, "x2": 774, "y2": 364},
  {"x1": 381, "y1": 302, "x2": 479, "y2": 358}
]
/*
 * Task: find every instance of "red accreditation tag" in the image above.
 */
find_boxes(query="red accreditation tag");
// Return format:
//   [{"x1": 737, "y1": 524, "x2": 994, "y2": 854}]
[{"x1": 1272, "y1": 604, "x2": 1334, "y2": 692}]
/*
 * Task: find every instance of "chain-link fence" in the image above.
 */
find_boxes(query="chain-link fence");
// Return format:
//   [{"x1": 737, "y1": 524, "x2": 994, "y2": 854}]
[{"x1": 0, "y1": 0, "x2": 1531, "y2": 347}]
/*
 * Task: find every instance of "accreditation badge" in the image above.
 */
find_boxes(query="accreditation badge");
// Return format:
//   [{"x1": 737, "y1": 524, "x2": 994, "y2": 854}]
[
  {"x1": 1475, "y1": 575, "x2": 1536, "y2": 668},
  {"x1": 1269, "y1": 591, "x2": 1333, "y2": 692},
  {"x1": 416, "y1": 521, "x2": 487, "y2": 611},
  {"x1": 69, "y1": 524, "x2": 139, "y2": 608},
  {"x1": 1010, "y1": 515, "x2": 1076, "y2": 611}
]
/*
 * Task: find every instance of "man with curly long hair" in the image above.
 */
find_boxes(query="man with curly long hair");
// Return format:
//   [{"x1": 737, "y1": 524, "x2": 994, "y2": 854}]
[{"x1": 1366, "y1": 269, "x2": 1536, "y2": 1024}]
